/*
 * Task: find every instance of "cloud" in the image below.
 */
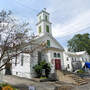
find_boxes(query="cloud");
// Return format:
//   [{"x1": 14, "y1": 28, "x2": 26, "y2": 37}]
[
  {"x1": 1, "y1": 0, "x2": 90, "y2": 47},
  {"x1": 52, "y1": 11, "x2": 90, "y2": 38}
]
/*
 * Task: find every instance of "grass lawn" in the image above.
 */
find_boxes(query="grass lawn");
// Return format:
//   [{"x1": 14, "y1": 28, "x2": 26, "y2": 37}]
[{"x1": 40, "y1": 77, "x2": 48, "y2": 79}]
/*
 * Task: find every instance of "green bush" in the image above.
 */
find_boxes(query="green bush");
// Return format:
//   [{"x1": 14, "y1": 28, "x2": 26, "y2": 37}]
[
  {"x1": 33, "y1": 64, "x2": 42, "y2": 77},
  {"x1": 0, "y1": 83, "x2": 8, "y2": 87},
  {"x1": 77, "y1": 69, "x2": 85, "y2": 74},
  {"x1": 33, "y1": 60, "x2": 51, "y2": 78}
]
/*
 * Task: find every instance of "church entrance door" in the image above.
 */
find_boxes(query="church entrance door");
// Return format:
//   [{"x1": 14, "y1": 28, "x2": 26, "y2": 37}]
[{"x1": 55, "y1": 59, "x2": 61, "y2": 70}]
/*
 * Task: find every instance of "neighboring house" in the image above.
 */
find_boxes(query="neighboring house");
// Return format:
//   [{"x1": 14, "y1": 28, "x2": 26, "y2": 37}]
[{"x1": 63, "y1": 51, "x2": 90, "y2": 72}]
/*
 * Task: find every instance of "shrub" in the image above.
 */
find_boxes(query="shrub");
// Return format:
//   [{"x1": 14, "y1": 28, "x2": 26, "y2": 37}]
[
  {"x1": 77, "y1": 69, "x2": 85, "y2": 74},
  {"x1": 33, "y1": 64, "x2": 42, "y2": 77},
  {"x1": 33, "y1": 60, "x2": 51, "y2": 78},
  {"x1": 0, "y1": 83, "x2": 8, "y2": 87}
]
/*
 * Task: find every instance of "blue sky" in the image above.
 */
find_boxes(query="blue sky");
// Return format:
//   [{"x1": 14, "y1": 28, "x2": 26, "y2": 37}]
[{"x1": 0, "y1": 0, "x2": 90, "y2": 48}]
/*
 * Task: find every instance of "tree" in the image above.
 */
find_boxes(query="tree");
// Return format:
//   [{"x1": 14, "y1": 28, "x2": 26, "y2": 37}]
[
  {"x1": 0, "y1": 10, "x2": 46, "y2": 72},
  {"x1": 0, "y1": 10, "x2": 31, "y2": 72},
  {"x1": 67, "y1": 33, "x2": 90, "y2": 55}
]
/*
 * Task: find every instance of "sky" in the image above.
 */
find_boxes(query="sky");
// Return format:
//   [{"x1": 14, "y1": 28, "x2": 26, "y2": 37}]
[{"x1": 0, "y1": 0, "x2": 90, "y2": 48}]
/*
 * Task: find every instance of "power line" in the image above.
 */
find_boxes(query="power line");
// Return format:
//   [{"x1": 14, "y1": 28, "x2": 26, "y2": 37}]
[{"x1": 15, "y1": 0, "x2": 39, "y2": 13}]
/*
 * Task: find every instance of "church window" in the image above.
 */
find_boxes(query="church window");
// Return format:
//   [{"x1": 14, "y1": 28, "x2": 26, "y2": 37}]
[
  {"x1": 39, "y1": 16, "x2": 41, "y2": 21},
  {"x1": 72, "y1": 57, "x2": 74, "y2": 61},
  {"x1": 16, "y1": 72, "x2": 18, "y2": 75},
  {"x1": 67, "y1": 64, "x2": 70, "y2": 69},
  {"x1": 47, "y1": 40, "x2": 50, "y2": 47},
  {"x1": 75, "y1": 57, "x2": 76, "y2": 61},
  {"x1": 46, "y1": 25, "x2": 49, "y2": 33},
  {"x1": 0, "y1": 34, "x2": 1, "y2": 41},
  {"x1": 67, "y1": 57, "x2": 69, "y2": 61},
  {"x1": 21, "y1": 54, "x2": 24, "y2": 66},
  {"x1": 15, "y1": 49, "x2": 17, "y2": 66},
  {"x1": 45, "y1": 15, "x2": 48, "y2": 21},
  {"x1": 15, "y1": 55, "x2": 17, "y2": 66},
  {"x1": 39, "y1": 26, "x2": 41, "y2": 33},
  {"x1": 57, "y1": 53, "x2": 60, "y2": 57},
  {"x1": 38, "y1": 51, "x2": 42, "y2": 64},
  {"x1": 54, "y1": 53, "x2": 56, "y2": 57}
]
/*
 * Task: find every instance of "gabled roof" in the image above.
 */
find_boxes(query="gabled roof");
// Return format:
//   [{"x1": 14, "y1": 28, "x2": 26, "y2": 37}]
[
  {"x1": 34, "y1": 34, "x2": 64, "y2": 51},
  {"x1": 37, "y1": 10, "x2": 49, "y2": 16},
  {"x1": 49, "y1": 34, "x2": 64, "y2": 50},
  {"x1": 64, "y1": 51, "x2": 87, "y2": 56}
]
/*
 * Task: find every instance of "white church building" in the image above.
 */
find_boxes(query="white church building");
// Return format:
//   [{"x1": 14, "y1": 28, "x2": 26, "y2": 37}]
[
  {"x1": 1, "y1": 9, "x2": 90, "y2": 78},
  {"x1": 11, "y1": 9, "x2": 65, "y2": 78}
]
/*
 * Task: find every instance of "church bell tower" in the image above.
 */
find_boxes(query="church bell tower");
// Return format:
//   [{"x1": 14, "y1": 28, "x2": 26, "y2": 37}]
[{"x1": 36, "y1": 8, "x2": 52, "y2": 36}]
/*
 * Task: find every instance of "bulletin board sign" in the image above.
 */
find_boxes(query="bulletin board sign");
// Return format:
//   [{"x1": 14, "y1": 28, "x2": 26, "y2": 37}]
[{"x1": 29, "y1": 86, "x2": 36, "y2": 90}]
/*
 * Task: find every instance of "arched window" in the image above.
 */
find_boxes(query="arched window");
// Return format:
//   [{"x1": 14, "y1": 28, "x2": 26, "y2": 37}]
[
  {"x1": 54, "y1": 53, "x2": 56, "y2": 57},
  {"x1": 57, "y1": 53, "x2": 60, "y2": 57},
  {"x1": 67, "y1": 64, "x2": 70, "y2": 69}
]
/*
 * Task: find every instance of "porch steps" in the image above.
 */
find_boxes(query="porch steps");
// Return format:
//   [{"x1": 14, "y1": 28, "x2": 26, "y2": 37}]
[
  {"x1": 66, "y1": 74, "x2": 88, "y2": 85},
  {"x1": 56, "y1": 70, "x2": 88, "y2": 85}
]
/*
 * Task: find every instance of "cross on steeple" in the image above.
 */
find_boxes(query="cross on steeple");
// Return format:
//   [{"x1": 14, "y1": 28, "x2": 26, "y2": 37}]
[{"x1": 43, "y1": 8, "x2": 46, "y2": 11}]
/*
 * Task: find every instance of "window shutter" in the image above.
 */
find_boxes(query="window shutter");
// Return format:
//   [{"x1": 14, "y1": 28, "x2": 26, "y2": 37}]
[
  {"x1": 39, "y1": 26, "x2": 41, "y2": 33},
  {"x1": 46, "y1": 25, "x2": 49, "y2": 33},
  {"x1": 45, "y1": 15, "x2": 48, "y2": 21},
  {"x1": 39, "y1": 16, "x2": 41, "y2": 21},
  {"x1": 47, "y1": 40, "x2": 50, "y2": 47}
]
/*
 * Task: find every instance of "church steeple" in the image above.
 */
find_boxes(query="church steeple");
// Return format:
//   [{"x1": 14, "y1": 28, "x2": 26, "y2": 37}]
[{"x1": 36, "y1": 9, "x2": 52, "y2": 36}]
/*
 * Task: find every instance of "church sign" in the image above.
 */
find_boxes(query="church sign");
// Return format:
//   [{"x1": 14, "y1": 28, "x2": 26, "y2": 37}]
[{"x1": 29, "y1": 86, "x2": 36, "y2": 90}]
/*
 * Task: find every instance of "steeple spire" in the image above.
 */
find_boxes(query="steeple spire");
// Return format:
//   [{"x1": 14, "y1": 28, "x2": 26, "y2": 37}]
[{"x1": 36, "y1": 9, "x2": 52, "y2": 37}]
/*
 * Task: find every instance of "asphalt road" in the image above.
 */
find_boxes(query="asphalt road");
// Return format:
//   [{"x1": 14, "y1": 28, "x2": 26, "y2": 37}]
[
  {"x1": 1, "y1": 75, "x2": 90, "y2": 90},
  {"x1": 1, "y1": 75, "x2": 56, "y2": 90}
]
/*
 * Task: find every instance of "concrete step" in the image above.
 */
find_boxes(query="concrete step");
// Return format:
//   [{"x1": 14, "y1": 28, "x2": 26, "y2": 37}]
[
  {"x1": 67, "y1": 75, "x2": 88, "y2": 85},
  {"x1": 73, "y1": 78, "x2": 84, "y2": 80},
  {"x1": 75, "y1": 79, "x2": 86, "y2": 82},
  {"x1": 76, "y1": 81, "x2": 88, "y2": 85},
  {"x1": 56, "y1": 71, "x2": 88, "y2": 86},
  {"x1": 56, "y1": 70, "x2": 88, "y2": 86}
]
